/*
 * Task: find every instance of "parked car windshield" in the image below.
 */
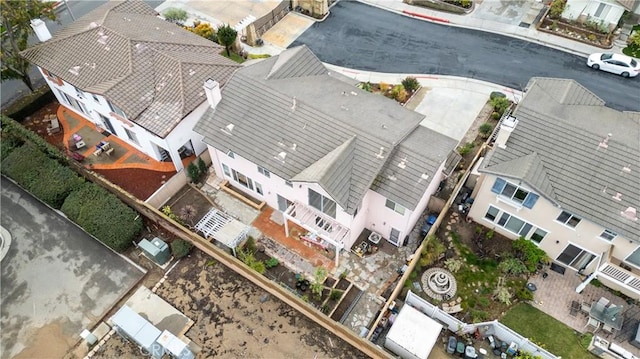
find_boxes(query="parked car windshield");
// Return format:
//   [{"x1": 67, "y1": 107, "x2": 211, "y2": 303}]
[{"x1": 601, "y1": 53, "x2": 613, "y2": 60}]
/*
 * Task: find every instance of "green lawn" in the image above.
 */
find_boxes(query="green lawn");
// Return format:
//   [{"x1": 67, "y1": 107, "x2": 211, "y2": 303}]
[
  {"x1": 220, "y1": 50, "x2": 245, "y2": 63},
  {"x1": 501, "y1": 303, "x2": 597, "y2": 358}
]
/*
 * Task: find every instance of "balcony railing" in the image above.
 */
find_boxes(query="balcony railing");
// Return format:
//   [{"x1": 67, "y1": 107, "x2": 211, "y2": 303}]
[{"x1": 598, "y1": 262, "x2": 640, "y2": 295}]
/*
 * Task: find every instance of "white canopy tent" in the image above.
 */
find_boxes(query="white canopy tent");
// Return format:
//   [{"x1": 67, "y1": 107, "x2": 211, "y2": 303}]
[
  {"x1": 384, "y1": 304, "x2": 443, "y2": 359},
  {"x1": 195, "y1": 208, "x2": 250, "y2": 256}
]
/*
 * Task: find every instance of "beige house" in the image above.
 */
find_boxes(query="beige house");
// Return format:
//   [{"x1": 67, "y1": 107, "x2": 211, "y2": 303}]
[{"x1": 468, "y1": 78, "x2": 640, "y2": 299}]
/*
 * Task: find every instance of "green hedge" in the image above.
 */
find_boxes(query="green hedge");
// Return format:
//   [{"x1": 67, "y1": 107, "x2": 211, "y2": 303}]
[
  {"x1": 1, "y1": 114, "x2": 142, "y2": 252},
  {"x1": 61, "y1": 182, "x2": 143, "y2": 252},
  {"x1": 1, "y1": 144, "x2": 84, "y2": 208}
]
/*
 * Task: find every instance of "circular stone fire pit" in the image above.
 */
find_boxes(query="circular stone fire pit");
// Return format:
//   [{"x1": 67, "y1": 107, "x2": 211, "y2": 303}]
[{"x1": 421, "y1": 267, "x2": 457, "y2": 301}]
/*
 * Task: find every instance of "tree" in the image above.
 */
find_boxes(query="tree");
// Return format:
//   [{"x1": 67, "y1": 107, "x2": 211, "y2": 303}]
[
  {"x1": 217, "y1": 24, "x2": 237, "y2": 57},
  {"x1": 163, "y1": 8, "x2": 187, "y2": 25},
  {"x1": 1, "y1": 0, "x2": 57, "y2": 92}
]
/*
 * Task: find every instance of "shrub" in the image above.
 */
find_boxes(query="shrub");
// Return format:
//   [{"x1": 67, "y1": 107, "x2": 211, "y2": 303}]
[
  {"x1": 238, "y1": 250, "x2": 265, "y2": 274},
  {"x1": 549, "y1": 0, "x2": 566, "y2": 19},
  {"x1": 489, "y1": 96, "x2": 511, "y2": 115},
  {"x1": 379, "y1": 82, "x2": 390, "y2": 92},
  {"x1": 171, "y1": 239, "x2": 193, "y2": 258},
  {"x1": 479, "y1": 123, "x2": 493, "y2": 138},
  {"x1": 1, "y1": 115, "x2": 66, "y2": 162},
  {"x1": 628, "y1": 31, "x2": 640, "y2": 47},
  {"x1": 61, "y1": 182, "x2": 143, "y2": 252},
  {"x1": 187, "y1": 162, "x2": 200, "y2": 183},
  {"x1": 247, "y1": 53, "x2": 271, "y2": 59},
  {"x1": 471, "y1": 309, "x2": 490, "y2": 322},
  {"x1": 265, "y1": 257, "x2": 279, "y2": 268},
  {"x1": 243, "y1": 236, "x2": 257, "y2": 254},
  {"x1": 420, "y1": 235, "x2": 446, "y2": 267},
  {"x1": 458, "y1": 142, "x2": 475, "y2": 156},
  {"x1": 513, "y1": 237, "x2": 549, "y2": 272},
  {"x1": 516, "y1": 286, "x2": 534, "y2": 301},
  {"x1": 490, "y1": 91, "x2": 506, "y2": 100},
  {"x1": 2, "y1": 144, "x2": 84, "y2": 208},
  {"x1": 491, "y1": 111, "x2": 501, "y2": 120},
  {"x1": 339, "y1": 269, "x2": 349, "y2": 279},
  {"x1": 392, "y1": 86, "x2": 408, "y2": 102},
  {"x1": 401, "y1": 76, "x2": 420, "y2": 92},
  {"x1": 162, "y1": 206, "x2": 185, "y2": 226},
  {"x1": 163, "y1": 8, "x2": 188, "y2": 24},
  {"x1": 186, "y1": 21, "x2": 217, "y2": 42},
  {"x1": 496, "y1": 287, "x2": 512, "y2": 305},
  {"x1": 444, "y1": 258, "x2": 463, "y2": 273},
  {"x1": 498, "y1": 258, "x2": 528, "y2": 275},
  {"x1": 358, "y1": 82, "x2": 373, "y2": 92},
  {"x1": 587, "y1": 34, "x2": 597, "y2": 42},
  {"x1": 197, "y1": 157, "x2": 208, "y2": 176},
  {"x1": 330, "y1": 289, "x2": 343, "y2": 300}
]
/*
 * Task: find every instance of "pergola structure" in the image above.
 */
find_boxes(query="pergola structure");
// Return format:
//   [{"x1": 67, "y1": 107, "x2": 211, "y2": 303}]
[
  {"x1": 283, "y1": 201, "x2": 350, "y2": 266},
  {"x1": 195, "y1": 208, "x2": 250, "y2": 256}
]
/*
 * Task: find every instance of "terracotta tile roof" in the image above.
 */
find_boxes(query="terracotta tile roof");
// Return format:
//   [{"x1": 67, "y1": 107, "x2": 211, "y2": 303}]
[{"x1": 21, "y1": 0, "x2": 240, "y2": 138}]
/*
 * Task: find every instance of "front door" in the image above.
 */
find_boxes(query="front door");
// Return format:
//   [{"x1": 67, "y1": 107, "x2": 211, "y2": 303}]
[{"x1": 388, "y1": 228, "x2": 401, "y2": 247}]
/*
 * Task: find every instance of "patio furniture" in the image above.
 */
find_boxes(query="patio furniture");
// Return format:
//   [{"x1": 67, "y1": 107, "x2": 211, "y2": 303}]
[
  {"x1": 447, "y1": 336, "x2": 457, "y2": 354},
  {"x1": 602, "y1": 323, "x2": 614, "y2": 334},
  {"x1": 585, "y1": 317, "x2": 601, "y2": 332},
  {"x1": 456, "y1": 341, "x2": 465, "y2": 356},
  {"x1": 46, "y1": 116, "x2": 60, "y2": 135},
  {"x1": 570, "y1": 300, "x2": 580, "y2": 316},
  {"x1": 105, "y1": 147, "x2": 114, "y2": 156},
  {"x1": 75, "y1": 140, "x2": 86, "y2": 149},
  {"x1": 72, "y1": 133, "x2": 82, "y2": 142},
  {"x1": 581, "y1": 301, "x2": 592, "y2": 315},
  {"x1": 590, "y1": 297, "x2": 624, "y2": 331}
]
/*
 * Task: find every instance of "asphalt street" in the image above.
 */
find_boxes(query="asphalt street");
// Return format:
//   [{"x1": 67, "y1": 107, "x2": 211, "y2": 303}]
[
  {"x1": 0, "y1": 176, "x2": 144, "y2": 359},
  {"x1": 291, "y1": 1, "x2": 640, "y2": 112}
]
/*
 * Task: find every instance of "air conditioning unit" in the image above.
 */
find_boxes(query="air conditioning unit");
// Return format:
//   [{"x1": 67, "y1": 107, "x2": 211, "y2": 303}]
[{"x1": 139, "y1": 237, "x2": 171, "y2": 265}]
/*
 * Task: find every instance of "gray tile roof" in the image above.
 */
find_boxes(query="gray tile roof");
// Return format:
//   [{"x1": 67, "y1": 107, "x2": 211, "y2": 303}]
[
  {"x1": 195, "y1": 46, "x2": 457, "y2": 214},
  {"x1": 21, "y1": 0, "x2": 240, "y2": 138},
  {"x1": 482, "y1": 77, "x2": 640, "y2": 240}
]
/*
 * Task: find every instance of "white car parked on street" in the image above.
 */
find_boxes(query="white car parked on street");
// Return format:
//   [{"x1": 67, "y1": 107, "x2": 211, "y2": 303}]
[{"x1": 587, "y1": 53, "x2": 640, "y2": 78}]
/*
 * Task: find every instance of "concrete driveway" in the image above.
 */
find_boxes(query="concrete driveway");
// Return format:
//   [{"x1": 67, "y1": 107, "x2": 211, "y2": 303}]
[{"x1": 0, "y1": 177, "x2": 145, "y2": 359}]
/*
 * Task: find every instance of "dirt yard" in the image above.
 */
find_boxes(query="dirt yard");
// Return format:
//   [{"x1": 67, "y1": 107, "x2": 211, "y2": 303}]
[{"x1": 93, "y1": 250, "x2": 369, "y2": 359}]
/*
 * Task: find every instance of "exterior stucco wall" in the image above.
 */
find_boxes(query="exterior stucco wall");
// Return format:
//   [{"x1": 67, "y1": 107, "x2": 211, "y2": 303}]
[
  {"x1": 36, "y1": 67, "x2": 204, "y2": 172},
  {"x1": 207, "y1": 145, "x2": 443, "y2": 249},
  {"x1": 563, "y1": 0, "x2": 626, "y2": 27},
  {"x1": 469, "y1": 173, "x2": 639, "y2": 276}
]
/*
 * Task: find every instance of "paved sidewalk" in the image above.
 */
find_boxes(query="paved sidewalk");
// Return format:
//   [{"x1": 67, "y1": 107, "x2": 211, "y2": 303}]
[{"x1": 359, "y1": 0, "x2": 624, "y2": 57}]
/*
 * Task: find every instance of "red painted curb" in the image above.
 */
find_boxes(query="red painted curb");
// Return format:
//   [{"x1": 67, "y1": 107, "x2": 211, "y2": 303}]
[{"x1": 402, "y1": 10, "x2": 450, "y2": 23}]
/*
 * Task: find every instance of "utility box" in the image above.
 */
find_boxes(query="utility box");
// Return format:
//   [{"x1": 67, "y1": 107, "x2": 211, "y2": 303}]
[{"x1": 139, "y1": 237, "x2": 170, "y2": 266}]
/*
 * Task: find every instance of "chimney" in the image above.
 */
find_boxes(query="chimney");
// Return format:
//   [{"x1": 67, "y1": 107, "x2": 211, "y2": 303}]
[
  {"x1": 30, "y1": 19, "x2": 52, "y2": 42},
  {"x1": 203, "y1": 79, "x2": 221, "y2": 109},
  {"x1": 495, "y1": 115, "x2": 518, "y2": 149}
]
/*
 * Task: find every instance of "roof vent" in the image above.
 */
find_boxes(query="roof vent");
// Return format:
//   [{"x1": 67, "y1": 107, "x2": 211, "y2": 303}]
[
  {"x1": 381, "y1": 124, "x2": 387, "y2": 129},
  {"x1": 69, "y1": 66, "x2": 81, "y2": 76},
  {"x1": 398, "y1": 157, "x2": 407, "y2": 169},
  {"x1": 622, "y1": 165, "x2": 631, "y2": 173},
  {"x1": 291, "y1": 97, "x2": 296, "y2": 112},
  {"x1": 421, "y1": 173, "x2": 429, "y2": 180},
  {"x1": 275, "y1": 152, "x2": 287, "y2": 163},
  {"x1": 340, "y1": 105, "x2": 348, "y2": 111},
  {"x1": 88, "y1": 22, "x2": 98, "y2": 29},
  {"x1": 350, "y1": 91, "x2": 358, "y2": 96},
  {"x1": 291, "y1": 143, "x2": 297, "y2": 151},
  {"x1": 612, "y1": 193, "x2": 622, "y2": 201},
  {"x1": 189, "y1": 69, "x2": 196, "y2": 76},
  {"x1": 598, "y1": 133, "x2": 612, "y2": 149},
  {"x1": 221, "y1": 123, "x2": 234, "y2": 136},
  {"x1": 387, "y1": 173, "x2": 397, "y2": 181},
  {"x1": 97, "y1": 35, "x2": 108, "y2": 45},
  {"x1": 375, "y1": 147, "x2": 384, "y2": 159},
  {"x1": 621, "y1": 207, "x2": 638, "y2": 221}
]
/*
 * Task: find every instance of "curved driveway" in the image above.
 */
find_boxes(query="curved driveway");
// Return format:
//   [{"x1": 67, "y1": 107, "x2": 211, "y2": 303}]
[{"x1": 291, "y1": 1, "x2": 639, "y2": 112}]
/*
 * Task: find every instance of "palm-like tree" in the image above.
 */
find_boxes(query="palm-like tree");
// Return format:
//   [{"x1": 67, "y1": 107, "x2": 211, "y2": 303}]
[{"x1": 216, "y1": 24, "x2": 237, "y2": 57}]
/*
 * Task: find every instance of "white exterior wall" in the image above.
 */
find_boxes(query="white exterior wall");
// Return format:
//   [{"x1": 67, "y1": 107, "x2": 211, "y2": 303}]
[
  {"x1": 469, "y1": 174, "x2": 639, "y2": 276},
  {"x1": 37, "y1": 66, "x2": 205, "y2": 172},
  {"x1": 563, "y1": 0, "x2": 626, "y2": 26},
  {"x1": 208, "y1": 146, "x2": 445, "y2": 249}
]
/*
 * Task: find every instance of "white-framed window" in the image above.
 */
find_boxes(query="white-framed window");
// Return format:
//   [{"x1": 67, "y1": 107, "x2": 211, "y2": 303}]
[
  {"x1": 484, "y1": 206, "x2": 499, "y2": 221},
  {"x1": 56, "y1": 89, "x2": 68, "y2": 104},
  {"x1": 626, "y1": 248, "x2": 640, "y2": 269},
  {"x1": 226, "y1": 150, "x2": 235, "y2": 158},
  {"x1": 108, "y1": 100, "x2": 126, "y2": 118},
  {"x1": 385, "y1": 199, "x2": 406, "y2": 215},
  {"x1": 594, "y1": 3, "x2": 611, "y2": 19},
  {"x1": 599, "y1": 229, "x2": 617, "y2": 241},
  {"x1": 285, "y1": 180, "x2": 293, "y2": 187},
  {"x1": 92, "y1": 94, "x2": 100, "y2": 103},
  {"x1": 557, "y1": 243, "x2": 595, "y2": 271},
  {"x1": 490, "y1": 177, "x2": 539, "y2": 208},
  {"x1": 255, "y1": 182, "x2": 263, "y2": 195},
  {"x1": 222, "y1": 163, "x2": 230, "y2": 177},
  {"x1": 530, "y1": 228, "x2": 548, "y2": 244},
  {"x1": 556, "y1": 210, "x2": 581, "y2": 228},
  {"x1": 308, "y1": 188, "x2": 336, "y2": 218},
  {"x1": 232, "y1": 169, "x2": 253, "y2": 190},
  {"x1": 124, "y1": 128, "x2": 138, "y2": 145},
  {"x1": 257, "y1": 166, "x2": 270, "y2": 178},
  {"x1": 497, "y1": 212, "x2": 533, "y2": 236}
]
